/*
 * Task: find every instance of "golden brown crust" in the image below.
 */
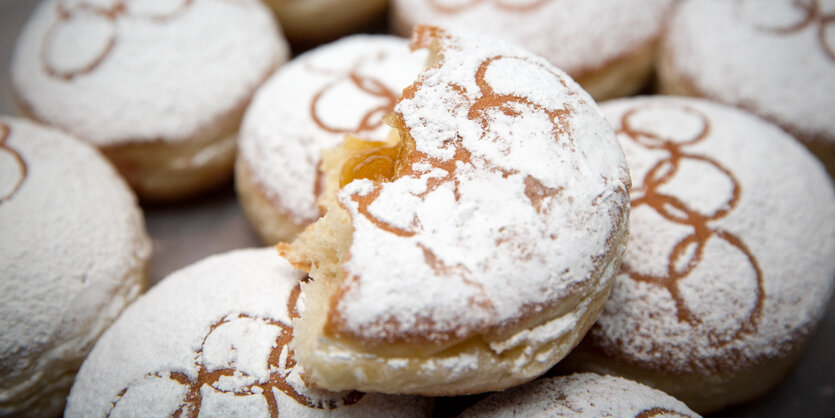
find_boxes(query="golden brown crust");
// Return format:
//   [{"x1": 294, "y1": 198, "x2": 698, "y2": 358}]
[
  {"x1": 563, "y1": 341, "x2": 808, "y2": 414},
  {"x1": 393, "y1": 0, "x2": 676, "y2": 100},
  {"x1": 264, "y1": 0, "x2": 388, "y2": 44},
  {"x1": 235, "y1": 156, "x2": 307, "y2": 244}
]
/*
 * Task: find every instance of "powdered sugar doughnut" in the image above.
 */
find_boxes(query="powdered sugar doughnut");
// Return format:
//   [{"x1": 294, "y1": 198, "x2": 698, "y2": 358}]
[
  {"x1": 564, "y1": 97, "x2": 835, "y2": 413},
  {"x1": 391, "y1": 0, "x2": 676, "y2": 100},
  {"x1": 0, "y1": 117, "x2": 151, "y2": 417},
  {"x1": 263, "y1": 0, "x2": 388, "y2": 44},
  {"x1": 658, "y1": 0, "x2": 835, "y2": 178},
  {"x1": 65, "y1": 248, "x2": 432, "y2": 417},
  {"x1": 237, "y1": 35, "x2": 427, "y2": 243},
  {"x1": 11, "y1": 0, "x2": 289, "y2": 201},
  {"x1": 459, "y1": 373, "x2": 698, "y2": 417},
  {"x1": 278, "y1": 26, "x2": 631, "y2": 395}
]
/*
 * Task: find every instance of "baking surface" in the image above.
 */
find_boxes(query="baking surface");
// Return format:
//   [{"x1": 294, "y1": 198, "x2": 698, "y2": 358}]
[{"x1": 1, "y1": 0, "x2": 833, "y2": 416}]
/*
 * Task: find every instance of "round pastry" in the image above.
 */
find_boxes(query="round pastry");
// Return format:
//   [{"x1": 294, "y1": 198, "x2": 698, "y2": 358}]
[
  {"x1": 0, "y1": 117, "x2": 151, "y2": 417},
  {"x1": 237, "y1": 35, "x2": 427, "y2": 244},
  {"x1": 459, "y1": 373, "x2": 699, "y2": 417},
  {"x1": 658, "y1": 0, "x2": 835, "y2": 177},
  {"x1": 564, "y1": 97, "x2": 835, "y2": 413},
  {"x1": 65, "y1": 248, "x2": 432, "y2": 417},
  {"x1": 390, "y1": 0, "x2": 676, "y2": 100},
  {"x1": 11, "y1": 0, "x2": 289, "y2": 201},
  {"x1": 278, "y1": 26, "x2": 631, "y2": 396},
  {"x1": 263, "y1": 0, "x2": 389, "y2": 45}
]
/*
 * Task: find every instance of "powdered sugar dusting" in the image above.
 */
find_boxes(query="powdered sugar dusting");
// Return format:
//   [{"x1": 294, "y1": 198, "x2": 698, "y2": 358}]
[
  {"x1": 239, "y1": 35, "x2": 427, "y2": 225},
  {"x1": 459, "y1": 373, "x2": 697, "y2": 417},
  {"x1": 393, "y1": 0, "x2": 675, "y2": 76},
  {"x1": 65, "y1": 248, "x2": 430, "y2": 417},
  {"x1": 0, "y1": 117, "x2": 150, "y2": 413},
  {"x1": 663, "y1": 0, "x2": 835, "y2": 144},
  {"x1": 333, "y1": 27, "x2": 630, "y2": 343},
  {"x1": 12, "y1": 0, "x2": 287, "y2": 146},
  {"x1": 587, "y1": 97, "x2": 835, "y2": 373},
  {"x1": 43, "y1": 10, "x2": 113, "y2": 73},
  {"x1": 489, "y1": 312, "x2": 579, "y2": 356}
]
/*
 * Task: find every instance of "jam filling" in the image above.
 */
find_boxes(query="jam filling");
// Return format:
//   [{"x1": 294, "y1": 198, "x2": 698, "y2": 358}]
[{"x1": 338, "y1": 126, "x2": 414, "y2": 188}]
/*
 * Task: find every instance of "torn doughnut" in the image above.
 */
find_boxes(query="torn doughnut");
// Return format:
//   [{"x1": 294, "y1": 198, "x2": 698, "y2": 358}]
[
  {"x1": 237, "y1": 35, "x2": 426, "y2": 243},
  {"x1": 278, "y1": 26, "x2": 631, "y2": 396}
]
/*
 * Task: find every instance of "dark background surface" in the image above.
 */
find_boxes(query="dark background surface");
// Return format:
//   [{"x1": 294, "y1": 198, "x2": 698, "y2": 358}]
[{"x1": 2, "y1": 0, "x2": 833, "y2": 416}]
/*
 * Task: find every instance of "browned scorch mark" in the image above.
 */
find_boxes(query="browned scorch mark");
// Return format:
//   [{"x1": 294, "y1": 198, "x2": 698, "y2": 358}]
[
  {"x1": 350, "y1": 53, "x2": 574, "y2": 237},
  {"x1": 469, "y1": 55, "x2": 573, "y2": 144},
  {"x1": 304, "y1": 49, "x2": 401, "y2": 138},
  {"x1": 524, "y1": 175, "x2": 562, "y2": 213},
  {"x1": 106, "y1": 281, "x2": 363, "y2": 417},
  {"x1": 41, "y1": 0, "x2": 209, "y2": 80},
  {"x1": 304, "y1": 50, "x2": 403, "y2": 206},
  {"x1": 330, "y1": 53, "x2": 577, "y2": 344},
  {"x1": 349, "y1": 52, "x2": 575, "y2": 246},
  {"x1": 350, "y1": 186, "x2": 420, "y2": 237},
  {"x1": 743, "y1": 0, "x2": 835, "y2": 60},
  {"x1": 618, "y1": 103, "x2": 765, "y2": 348},
  {"x1": 310, "y1": 72, "x2": 398, "y2": 135},
  {"x1": 0, "y1": 123, "x2": 27, "y2": 204}
]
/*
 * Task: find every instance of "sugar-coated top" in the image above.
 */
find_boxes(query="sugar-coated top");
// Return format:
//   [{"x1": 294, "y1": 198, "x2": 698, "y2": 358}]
[
  {"x1": 663, "y1": 0, "x2": 835, "y2": 144},
  {"x1": 459, "y1": 373, "x2": 698, "y2": 417},
  {"x1": 393, "y1": 0, "x2": 675, "y2": 76},
  {"x1": 0, "y1": 117, "x2": 150, "y2": 402},
  {"x1": 239, "y1": 35, "x2": 427, "y2": 226},
  {"x1": 584, "y1": 97, "x2": 835, "y2": 374},
  {"x1": 65, "y1": 248, "x2": 431, "y2": 417},
  {"x1": 12, "y1": 0, "x2": 288, "y2": 146},
  {"x1": 331, "y1": 27, "x2": 630, "y2": 344}
]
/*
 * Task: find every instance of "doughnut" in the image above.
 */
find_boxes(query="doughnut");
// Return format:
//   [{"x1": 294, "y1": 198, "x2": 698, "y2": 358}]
[
  {"x1": 263, "y1": 0, "x2": 389, "y2": 45},
  {"x1": 459, "y1": 373, "x2": 699, "y2": 417},
  {"x1": 237, "y1": 35, "x2": 427, "y2": 244},
  {"x1": 658, "y1": 0, "x2": 835, "y2": 178},
  {"x1": 11, "y1": 0, "x2": 289, "y2": 201},
  {"x1": 390, "y1": 0, "x2": 676, "y2": 100},
  {"x1": 277, "y1": 26, "x2": 631, "y2": 396},
  {"x1": 65, "y1": 248, "x2": 433, "y2": 417},
  {"x1": 563, "y1": 97, "x2": 835, "y2": 413},
  {"x1": 0, "y1": 117, "x2": 151, "y2": 417}
]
